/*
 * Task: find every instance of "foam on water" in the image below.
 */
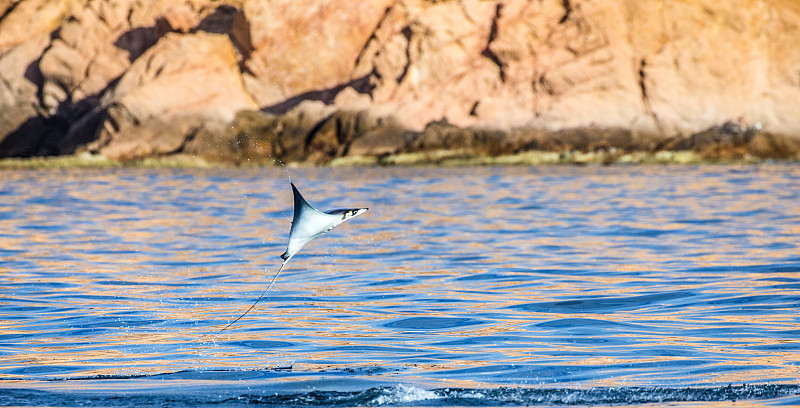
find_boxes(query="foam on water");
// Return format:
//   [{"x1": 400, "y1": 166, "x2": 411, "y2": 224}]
[{"x1": 369, "y1": 384, "x2": 441, "y2": 405}]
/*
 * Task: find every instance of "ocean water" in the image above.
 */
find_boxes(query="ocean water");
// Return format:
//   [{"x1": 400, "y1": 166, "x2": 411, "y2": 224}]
[{"x1": 0, "y1": 164, "x2": 798, "y2": 407}]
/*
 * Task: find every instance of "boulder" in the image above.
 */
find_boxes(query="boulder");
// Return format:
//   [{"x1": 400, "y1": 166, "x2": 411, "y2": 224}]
[
  {"x1": 407, "y1": 119, "x2": 518, "y2": 156},
  {"x1": 242, "y1": 0, "x2": 393, "y2": 109},
  {"x1": 0, "y1": 33, "x2": 51, "y2": 156},
  {"x1": 186, "y1": 108, "x2": 312, "y2": 165},
  {"x1": 0, "y1": 0, "x2": 76, "y2": 54},
  {"x1": 348, "y1": 0, "x2": 647, "y2": 133},
  {"x1": 628, "y1": 0, "x2": 800, "y2": 137},
  {"x1": 89, "y1": 32, "x2": 258, "y2": 160},
  {"x1": 747, "y1": 132, "x2": 800, "y2": 159}
]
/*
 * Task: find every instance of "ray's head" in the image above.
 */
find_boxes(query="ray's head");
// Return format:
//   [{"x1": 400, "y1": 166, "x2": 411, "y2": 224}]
[
  {"x1": 327, "y1": 207, "x2": 369, "y2": 221},
  {"x1": 350, "y1": 207, "x2": 369, "y2": 220}
]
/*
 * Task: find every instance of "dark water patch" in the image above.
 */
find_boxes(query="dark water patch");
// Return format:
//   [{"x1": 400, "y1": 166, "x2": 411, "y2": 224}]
[
  {"x1": 363, "y1": 293, "x2": 411, "y2": 301},
  {"x1": 231, "y1": 340, "x2": 295, "y2": 349},
  {"x1": 512, "y1": 291, "x2": 695, "y2": 313},
  {"x1": 325, "y1": 345, "x2": 429, "y2": 355},
  {"x1": 593, "y1": 225, "x2": 676, "y2": 237},
  {"x1": 431, "y1": 335, "x2": 535, "y2": 347},
  {"x1": 94, "y1": 280, "x2": 182, "y2": 287},
  {"x1": 685, "y1": 262, "x2": 800, "y2": 274},
  {"x1": 534, "y1": 318, "x2": 645, "y2": 331},
  {"x1": 4, "y1": 366, "x2": 82, "y2": 376},
  {"x1": 384, "y1": 317, "x2": 486, "y2": 331},
  {"x1": 433, "y1": 360, "x2": 716, "y2": 385},
  {"x1": 188, "y1": 273, "x2": 234, "y2": 283},
  {"x1": 0, "y1": 247, "x2": 25, "y2": 256},
  {"x1": 454, "y1": 273, "x2": 512, "y2": 282},
  {"x1": 8, "y1": 280, "x2": 79, "y2": 290},
  {"x1": 671, "y1": 294, "x2": 800, "y2": 313},
  {"x1": 426, "y1": 384, "x2": 800, "y2": 406},
  {"x1": 747, "y1": 343, "x2": 800, "y2": 352},
  {"x1": 448, "y1": 255, "x2": 491, "y2": 263},
  {"x1": 763, "y1": 242, "x2": 796, "y2": 250},
  {"x1": 704, "y1": 294, "x2": 793, "y2": 306},
  {"x1": 366, "y1": 278, "x2": 416, "y2": 287},
  {"x1": 758, "y1": 277, "x2": 799, "y2": 283},
  {"x1": 675, "y1": 218, "x2": 727, "y2": 224}
]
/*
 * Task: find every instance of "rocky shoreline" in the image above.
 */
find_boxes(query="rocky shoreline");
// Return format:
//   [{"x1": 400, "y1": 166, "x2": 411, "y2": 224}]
[
  {"x1": 1, "y1": 119, "x2": 796, "y2": 169},
  {"x1": 1, "y1": 106, "x2": 798, "y2": 168},
  {"x1": 0, "y1": 148, "x2": 792, "y2": 170},
  {"x1": 2, "y1": 1, "x2": 799, "y2": 166}
]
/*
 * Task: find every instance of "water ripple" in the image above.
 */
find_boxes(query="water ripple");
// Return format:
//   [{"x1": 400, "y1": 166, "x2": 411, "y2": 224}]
[{"x1": 1, "y1": 165, "x2": 799, "y2": 405}]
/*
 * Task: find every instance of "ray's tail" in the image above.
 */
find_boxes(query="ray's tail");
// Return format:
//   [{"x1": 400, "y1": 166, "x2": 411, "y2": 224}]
[{"x1": 221, "y1": 257, "x2": 291, "y2": 331}]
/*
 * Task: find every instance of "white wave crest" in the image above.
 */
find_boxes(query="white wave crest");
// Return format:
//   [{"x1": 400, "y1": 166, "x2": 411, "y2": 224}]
[{"x1": 369, "y1": 384, "x2": 439, "y2": 405}]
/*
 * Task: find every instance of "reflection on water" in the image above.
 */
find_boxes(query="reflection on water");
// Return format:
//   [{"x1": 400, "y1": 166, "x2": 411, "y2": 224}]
[{"x1": 0, "y1": 165, "x2": 799, "y2": 396}]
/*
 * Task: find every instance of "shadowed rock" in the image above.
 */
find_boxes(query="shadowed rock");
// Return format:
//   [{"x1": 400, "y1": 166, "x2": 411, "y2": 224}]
[{"x1": 87, "y1": 31, "x2": 258, "y2": 161}]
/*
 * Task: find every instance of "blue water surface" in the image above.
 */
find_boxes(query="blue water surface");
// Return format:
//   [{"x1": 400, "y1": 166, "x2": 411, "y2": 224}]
[{"x1": 0, "y1": 164, "x2": 799, "y2": 406}]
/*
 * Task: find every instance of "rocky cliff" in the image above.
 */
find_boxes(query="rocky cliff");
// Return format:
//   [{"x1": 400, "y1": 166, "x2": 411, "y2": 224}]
[{"x1": 1, "y1": 0, "x2": 798, "y2": 164}]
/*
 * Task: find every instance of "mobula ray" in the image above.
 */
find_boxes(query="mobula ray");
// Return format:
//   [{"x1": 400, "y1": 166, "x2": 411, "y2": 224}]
[{"x1": 222, "y1": 182, "x2": 368, "y2": 330}]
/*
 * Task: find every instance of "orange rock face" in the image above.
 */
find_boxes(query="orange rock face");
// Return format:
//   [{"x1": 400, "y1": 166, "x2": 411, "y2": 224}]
[{"x1": 0, "y1": 0, "x2": 798, "y2": 161}]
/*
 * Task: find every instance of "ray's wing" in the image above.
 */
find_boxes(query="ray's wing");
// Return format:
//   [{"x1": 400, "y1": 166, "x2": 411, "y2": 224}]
[{"x1": 282, "y1": 183, "x2": 342, "y2": 260}]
